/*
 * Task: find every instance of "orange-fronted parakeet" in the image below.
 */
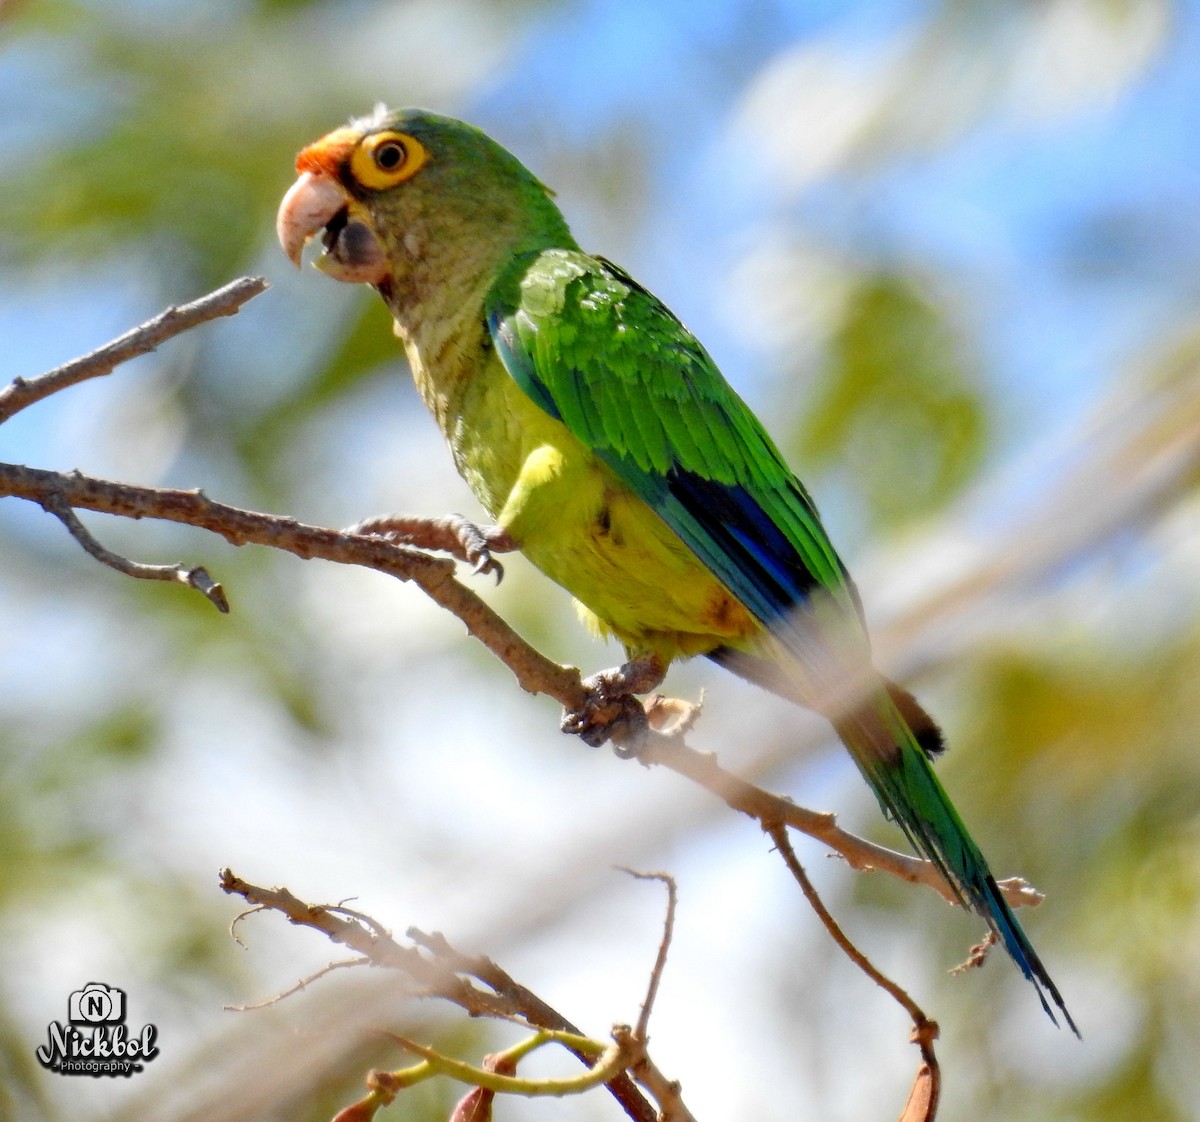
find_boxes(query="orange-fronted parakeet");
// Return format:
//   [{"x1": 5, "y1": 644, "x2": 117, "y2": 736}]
[{"x1": 277, "y1": 106, "x2": 1075, "y2": 1032}]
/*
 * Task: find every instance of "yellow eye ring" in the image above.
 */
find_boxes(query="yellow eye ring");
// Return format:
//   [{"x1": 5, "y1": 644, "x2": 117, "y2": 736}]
[{"x1": 350, "y1": 131, "x2": 429, "y2": 190}]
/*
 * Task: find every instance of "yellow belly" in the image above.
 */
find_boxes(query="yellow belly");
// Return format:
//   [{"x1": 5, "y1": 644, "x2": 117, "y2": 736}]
[
  {"x1": 401, "y1": 324, "x2": 760, "y2": 661},
  {"x1": 442, "y1": 355, "x2": 759, "y2": 662},
  {"x1": 506, "y1": 441, "x2": 759, "y2": 660}
]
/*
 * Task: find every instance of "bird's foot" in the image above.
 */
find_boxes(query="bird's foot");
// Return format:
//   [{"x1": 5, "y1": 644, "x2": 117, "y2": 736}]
[
  {"x1": 344, "y1": 513, "x2": 516, "y2": 582},
  {"x1": 562, "y1": 654, "x2": 666, "y2": 755}
]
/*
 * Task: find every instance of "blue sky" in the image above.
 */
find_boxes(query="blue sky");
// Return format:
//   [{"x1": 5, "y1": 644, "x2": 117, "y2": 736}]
[
  {"x1": 4, "y1": 0, "x2": 1196, "y2": 476},
  {"x1": 471, "y1": 0, "x2": 1199, "y2": 436}
]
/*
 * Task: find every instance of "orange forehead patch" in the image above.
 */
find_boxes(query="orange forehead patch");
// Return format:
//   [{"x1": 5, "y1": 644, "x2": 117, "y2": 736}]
[{"x1": 295, "y1": 126, "x2": 361, "y2": 177}]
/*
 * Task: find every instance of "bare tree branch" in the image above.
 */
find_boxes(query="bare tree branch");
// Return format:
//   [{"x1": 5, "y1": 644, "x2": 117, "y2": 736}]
[
  {"x1": 13, "y1": 275, "x2": 1186, "y2": 1118},
  {"x1": 4, "y1": 456, "x2": 1031, "y2": 912},
  {"x1": 769, "y1": 823, "x2": 933, "y2": 1026},
  {"x1": 0, "y1": 276, "x2": 268, "y2": 424},
  {"x1": 3, "y1": 457, "x2": 1047, "y2": 911},
  {"x1": 11, "y1": 279, "x2": 1186, "y2": 927},
  {"x1": 219, "y1": 870, "x2": 662, "y2": 1122},
  {"x1": 766, "y1": 824, "x2": 942, "y2": 1119},
  {"x1": 40, "y1": 488, "x2": 229, "y2": 612},
  {"x1": 14, "y1": 279, "x2": 1194, "y2": 1122},
  {"x1": 620, "y1": 870, "x2": 676, "y2": 1042}
]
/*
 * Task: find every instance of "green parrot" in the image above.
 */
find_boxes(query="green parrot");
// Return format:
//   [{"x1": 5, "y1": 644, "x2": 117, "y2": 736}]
[{"x1": 277, "y1": 106, "x2": 1075, "y2": 1032}]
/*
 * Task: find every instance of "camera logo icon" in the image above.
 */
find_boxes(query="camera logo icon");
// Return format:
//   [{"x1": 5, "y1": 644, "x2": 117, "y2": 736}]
[{"x1": 68, "y1": 983, "x2": 125, "y2": 1025}]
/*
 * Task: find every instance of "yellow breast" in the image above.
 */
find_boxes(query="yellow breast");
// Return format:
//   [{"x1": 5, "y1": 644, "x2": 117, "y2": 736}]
[{"x1": 405, "y1": 334, "x2": 760, "y2": 662}]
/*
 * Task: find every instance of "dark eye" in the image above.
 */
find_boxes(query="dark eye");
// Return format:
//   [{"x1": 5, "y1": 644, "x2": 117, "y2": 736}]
[
  {"x1": 351, "y1": 130, "x2": 429, "y2": 188},
  {"x1": 374, "y1": 140, "x2": 407, "y2": 171}
]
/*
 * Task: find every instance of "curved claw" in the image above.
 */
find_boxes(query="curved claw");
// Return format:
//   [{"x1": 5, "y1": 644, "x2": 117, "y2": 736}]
[
  {"x1": 343, "y1": 513, "x2": 515, "y2": 582},
  {"x1": 450, "y1": 517, "x2": 498, "y2": 581},
  {"x1": 471, "y1": 551, "x2": 505, "y2": 584}
]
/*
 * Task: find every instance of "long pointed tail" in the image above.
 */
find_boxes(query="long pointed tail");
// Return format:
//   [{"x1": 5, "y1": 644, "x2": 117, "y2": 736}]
[{"x1": 835, "y1": 686, "x2": 1078, "y2": 1036}]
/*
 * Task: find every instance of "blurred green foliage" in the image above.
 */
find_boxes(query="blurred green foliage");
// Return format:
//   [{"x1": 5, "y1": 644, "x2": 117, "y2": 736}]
[{"x1": 800, "y1": 272, "x2": 986, "y2": 526}]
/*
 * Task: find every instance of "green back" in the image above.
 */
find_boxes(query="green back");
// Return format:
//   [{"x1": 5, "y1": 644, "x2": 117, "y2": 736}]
[{"x1": 486, "y1": 248, "x2": 866, "y2": 662}]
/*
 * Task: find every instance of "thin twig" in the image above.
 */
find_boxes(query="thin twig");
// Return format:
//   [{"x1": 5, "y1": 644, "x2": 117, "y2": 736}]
[
  {"x1": 228, "y1": 904, "x2": 264, "y2": 950},
  {"x1": 766, "y1": 823, "x2": 941, "y2": 1119},
  {"x1": 0, "y1": 276, "x2": 268, "y2": 424},
  {"x1": 618, "y1": 870, "x2": 677, "y2": 1042},
  {"x1": 634, "y1": 725, "x2": 1041, "y2": 910},
  {"x1": 16, "y1": 280, "x2": 1186, "y2": 1007},
  {"x1": 13, "y1": 279, "x2": 1185, "y2": 1122},
  {"x1": 224, "y1": 958, "x2": 365, "y2": 1011},
  {"x1": 0, "y1": 462, "x2": 586, "y2": 703},
  {"x1": 609, "y1": 875, "x2": 697, "y2": 1122},
  {"x1": 767, "y1": 822, "x2": 931, "y2": 1025},
  {"x1": 218, "y1": 870, "x2": 507, "y2": 1015},
  {"x1": 41, "y1": 489, "x2": 229, "y2": 612}
]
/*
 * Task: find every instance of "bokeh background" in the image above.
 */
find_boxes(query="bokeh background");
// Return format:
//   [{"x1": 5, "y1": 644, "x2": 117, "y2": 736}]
[{"x1": 2, "y1": 0, "x2": 1200, "y2": 1119}]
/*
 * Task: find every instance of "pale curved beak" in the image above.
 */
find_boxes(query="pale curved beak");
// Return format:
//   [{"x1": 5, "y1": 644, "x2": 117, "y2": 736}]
[{"x1": 276, "y1": 171, "x2": 349, "y2": 267}]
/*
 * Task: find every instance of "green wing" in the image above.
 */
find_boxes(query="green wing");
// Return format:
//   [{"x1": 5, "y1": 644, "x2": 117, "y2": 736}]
[
  {"x1": 487, "y1": 251, "x2": 1079, "y2": 1034},
  {"x1": 486, "y1": 248, "x2": 864, "y2": 656}
]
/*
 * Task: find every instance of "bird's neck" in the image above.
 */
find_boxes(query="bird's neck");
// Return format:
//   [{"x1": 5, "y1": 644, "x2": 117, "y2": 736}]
[
  {"x1": 380, "y1": 209, "x2": 576, "y2": 430},
  {"x1": 387, "y1": 275, "x2": 491, "y2": 434}
]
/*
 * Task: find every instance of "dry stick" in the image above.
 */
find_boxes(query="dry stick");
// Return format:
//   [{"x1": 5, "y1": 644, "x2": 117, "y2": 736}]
[
  {"x1": 2, "y1": 468, "x2": 954, "y2": 904},
  {"x1": 0, "y1": 464, "x2": 585, "y2": 695},
  {"x1": 0, "y1": 277, "x2": 260, "y2": 612},
  {"x1": 1, "y1": 461, "x2": 1035, "y2": 910},
  {"x1": 225, "y1": 959, "x2": 365, "y2": 1012},
  {"x1": 40, "y1": 489, "x2": 229, "y2": 612},
  {"x1": 219, "y1": 870, "x2": 511, "y2": 1020},
  {"x1": 3, "y1": 284, "x2": 1133, "y2": 1091},
  {"x1": 766, "y1": 823, "x2": 941, "y2": 1122},
  {"x1": 11, "y1": 281, "x2": 1182, "y2": 1115},
  {"x1": 7, "y1": 275, "x2": 1167, "y2": 913},
  {"x1": 0, "y1": 276, "x2": 269, "y2": 424},
  {"x1": 220, "y1": 871, "x2": 658, "y2": 1122},
  {"x1": 404, "y1": 926, "x2": 674, "y2": 1120},
  {"x1": 619, "y1": 870, "x2": 678, "y2": 1042},
  {"x1": 616, "y1": 872, "x2": 700, "y2": 1122},
  {"x1": 636, "y1": 724, "x2": 1045, "y2": 911},
  {"x1": 404, "y1": 928, "x2": 585, "y2": 1037},
  {"x1": 14, "y1": 282, "x2": 1176, "y2": 1116},
  {"x1": 766, "y1": 824, "x2": 929, "y2": 1026}
]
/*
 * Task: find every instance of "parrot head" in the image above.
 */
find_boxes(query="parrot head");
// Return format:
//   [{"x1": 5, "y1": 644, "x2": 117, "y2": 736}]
[{"x1": 277, "y1": 107, "x2": 572, "y2": 313}]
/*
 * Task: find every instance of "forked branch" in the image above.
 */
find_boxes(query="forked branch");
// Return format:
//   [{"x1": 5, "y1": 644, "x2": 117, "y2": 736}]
[
  {"x1": 0, "y1": 278, "x2": 1050, "y2": 915},
  {"x1": 220, "y1": 869, "x2": 667, "y2": 1122}
]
